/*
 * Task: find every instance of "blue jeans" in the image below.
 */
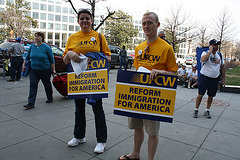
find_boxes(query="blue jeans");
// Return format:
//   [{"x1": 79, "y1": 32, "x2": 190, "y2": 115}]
[
  {"x1": 28, "y1": 69, "x2": 53, "y2": 105},
  {"x1": 119, "y1": 57, "x2": 127, "y2": 71},
  {"x1": 74, "y1": 98, "x2": 107, "y2": 143},
  {"x1": 10, "y1": 56, "x2": 23, "y2": 80}
]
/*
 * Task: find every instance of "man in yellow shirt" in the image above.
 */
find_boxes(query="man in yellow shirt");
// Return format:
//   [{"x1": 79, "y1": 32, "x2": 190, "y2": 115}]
[{"x1": 118, "y1": 12, "x2": 178, "y2": 160}]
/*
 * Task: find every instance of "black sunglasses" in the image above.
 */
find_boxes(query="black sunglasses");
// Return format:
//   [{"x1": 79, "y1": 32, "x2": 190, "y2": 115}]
[
  {"x1": 144, "y1": 46, "x2": 149, "y2": 59},
  {"x1": 78, "y1": 8, "x2": 92, "y2": 14},
  {"x1": 160, "y1": 36, "x2": 166, "y2": 39}
]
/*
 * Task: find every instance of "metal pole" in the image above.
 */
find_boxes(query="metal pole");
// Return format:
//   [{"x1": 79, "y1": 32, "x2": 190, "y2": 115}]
[{"x1": 2, "y1": 59, "x2": 5, "y2": 79}]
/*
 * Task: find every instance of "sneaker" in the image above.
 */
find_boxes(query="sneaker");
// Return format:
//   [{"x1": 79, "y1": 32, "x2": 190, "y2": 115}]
[
  {"x1": 94, "y1": 143, "x2": 106, "y2": 153},
  {"x1": 203, "y1": 110, "x2": 211, "y2": 119},
  {"x1": 68, "y1": 137, "x2": 86, "y2": 147},
  {"x1": 188, "y1": 86, "x2": 190, "y2": 89},
  {"x1": 190, "y1": 85, "x2": 194, "y2": 89},
  {"x1": 46, "y1": 99, "x2": 53, "y2": 103},
  {"x1": 23, "y1": 103, "x2": 35, "y2": 110},
  {"x1": 192, "y1": 110, "x2": 198, "y2": 118},
  {"x1": 7, "y1": 79, "x2": 15, "y2": 82}
]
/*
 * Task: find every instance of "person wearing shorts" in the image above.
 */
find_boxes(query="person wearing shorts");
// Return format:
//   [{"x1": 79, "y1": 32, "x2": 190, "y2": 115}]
[
  {"x1": 118, "y1": 12, "x2": 178, "y2": 160},
  {"x1": 192, "y1": 39, "x2": 225, "y2": 119}
]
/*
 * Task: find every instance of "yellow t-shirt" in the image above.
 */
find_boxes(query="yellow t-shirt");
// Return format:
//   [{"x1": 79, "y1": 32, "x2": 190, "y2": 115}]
[
  {"x1": 133, "y1": 37, "x2": 178, "y2": 72},
  {"x1": 63, "y1": 30, "x2": 111, "y2": 57}
]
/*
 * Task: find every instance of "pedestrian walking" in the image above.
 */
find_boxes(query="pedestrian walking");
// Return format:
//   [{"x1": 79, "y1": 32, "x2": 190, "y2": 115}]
[
  {"x1": 192, "y1": 39, "x2": 225, "y2": 119},
  {"x1": 62, "y1": 8, "x2": 111, "y2": 154},
  {"x1": 118, "y1": 12, "x2": 178, "y2": 160}
]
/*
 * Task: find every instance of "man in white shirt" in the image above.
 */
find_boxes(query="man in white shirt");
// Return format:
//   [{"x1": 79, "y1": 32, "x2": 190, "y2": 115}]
[
  {"x1": 178, "y1": 64, "x2": 188, "y2": 87},
  {"x1": 187, "y1": 64, "x2": 198, "y2": 89},
  {"x1": 192, "y1": 39, "x2": 225, "y2": 119}
]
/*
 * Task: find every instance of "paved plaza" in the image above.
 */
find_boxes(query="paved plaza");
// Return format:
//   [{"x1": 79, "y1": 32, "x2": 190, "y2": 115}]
[{"x1": 0, "y1": 68, "x2": 240, "y2": 160}]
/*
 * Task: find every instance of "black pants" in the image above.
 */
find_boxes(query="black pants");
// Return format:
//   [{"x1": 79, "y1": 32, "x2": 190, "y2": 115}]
[
  {"x1": 28, "y1": 69, "x2": 53, "y2": 105},
  {"x1": 73, "y1": 98, "x2": 107, "y2": 143},
  {"x1": 10, "y1": 56, "x2": 23, "y2": 80}
]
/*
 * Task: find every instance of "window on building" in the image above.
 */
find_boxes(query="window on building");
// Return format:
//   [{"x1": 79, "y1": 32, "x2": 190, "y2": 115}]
[
  {"x1": 69, "y1": 25, "x2": 74, "y2": 31},
  {"x1": 48, "y1": 14, "x2": 54, "y2": 20},
  {"x1": 32, "y1": 12, "x2": 39, "y2": 19},
  {"x1": 55, "y1": 15, "x2": 61, "y2": 21},
  {"x1": 6, "y1": 0, "x2": 14, "y2": 4},
  {"x1": 48, "y1": 32, "x2": 53, "y2": 39},
  {"x1": 62, "y1": 16, "x2": 68, "y2": 22},
  {"x1": 0, "y1": 0, "x2": 4, "y2": 5},
  {"x1": 55, "y1": 6, "x2": 61, "y2": 13},
  {"x1": 48, "y1": 5, "x2": 54, "y2": 12},
  {"x1": 62, "y1": 24, "x2": 67, "y2": 31},
  {"x1": 41, "y1": 0, "x2": 47, "y2": 2},
  {"x1": 40, "y1": 22, "x2": 46, "y2": 29},
  {"x1": 0, "y1": 8, "x2": 3, "y2": 24},
  {"x1": 75, "y1": 26, "x2": 80, "y2": 31},
  {"x1": 139, "y1": 26, "x2": 142, "y2": 31},
  {"x1": 48, "y1": 23, "x2": 53, "y2": 29},
  {"x1": 40, "y1": 4, "x2": 46, "y2": 11},
  {"x1": 55, "y1": 24, "x2": 61, "y2": 30},
  {"x1": 62, "y1": 7, "x2": 68, "y2": 13},
  {"x1": 25, "y1": 11, "x2": 31, "y2": 17},
  {"x1": 48, "y1": 0, "x2": 54, "y2": 3},
  {"x1": 33, "y1": 2, "x2": 39, "y2": 9},
  {"x1": 69, "y1": 8, "x2": 74, "y2": 14},
  {"x1": 55, "y1": 41, "x2": 60, "y2": 47},
  {"x1": 40, "y1": 13, "x2": 46, "y2": 20},
  {"x1": 55, "y1": 33, "x2": 60, "y2": 39},
  {"x1": 69, "y1": 17, "x2": 74, "y2": 23}
]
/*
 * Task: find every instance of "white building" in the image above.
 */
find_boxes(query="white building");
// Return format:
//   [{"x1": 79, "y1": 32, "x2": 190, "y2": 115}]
[{"x1": 0, "y1": 0, "x2": 188, "y2": 53}]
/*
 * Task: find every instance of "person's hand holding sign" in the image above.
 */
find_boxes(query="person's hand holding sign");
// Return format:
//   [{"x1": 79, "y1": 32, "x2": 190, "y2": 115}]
[
  {"x1": 66, "y1": 51, "x2": 81, "y2": 63},
  {"x1": 150, "y1": 69, "x2": 178, "y2": 80},
  {"x1": 150, "y1": 69, "x2": 164, "y2": 80}
]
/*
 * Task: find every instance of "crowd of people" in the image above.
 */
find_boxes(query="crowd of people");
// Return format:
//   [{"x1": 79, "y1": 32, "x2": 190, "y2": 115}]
[
  {"x1": 4, "y1": 9, "x2": 225, "y2": 160},
  {"x1": 177, "y1": 63, "x2": 198, "y2": 89}
]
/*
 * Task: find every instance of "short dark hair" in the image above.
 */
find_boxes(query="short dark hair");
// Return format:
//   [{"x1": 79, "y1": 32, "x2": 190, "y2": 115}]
[
  {"x1": 143, "y1": 12, "x2": 159, "y2": 23},
  {"x1": 35, "y1": 32, "x2": 45, "y2": 42},
  {"x1": 77, "y1": 8, "x2": 92, "y2": 20}
]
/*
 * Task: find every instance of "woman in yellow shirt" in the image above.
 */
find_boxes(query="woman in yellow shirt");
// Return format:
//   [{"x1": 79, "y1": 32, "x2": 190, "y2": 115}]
[{"x1": 63, "y1": 8, "x2": 111, "y2": 154}]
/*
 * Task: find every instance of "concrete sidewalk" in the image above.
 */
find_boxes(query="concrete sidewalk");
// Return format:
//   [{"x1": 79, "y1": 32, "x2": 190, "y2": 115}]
[{"x1": 0, "y1": 68, "x2": 239, "y2": 160}]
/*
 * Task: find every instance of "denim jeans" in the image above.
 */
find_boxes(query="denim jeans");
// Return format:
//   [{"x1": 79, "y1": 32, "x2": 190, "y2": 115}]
[
  {"x1": 10, "y1": 56, "x2": 23, "y2": 80},
  {"x1": 28, "y1": 69, "x2": 53, "y2": 105},
  {"x1": 74, "y1": 98, "x2": 107, "y2": 143},
  {"x1": 119, "y1": 56, "x2": 127, "y2": 71}
]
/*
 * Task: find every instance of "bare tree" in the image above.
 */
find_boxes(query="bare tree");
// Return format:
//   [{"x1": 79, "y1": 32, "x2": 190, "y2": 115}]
[
  {"x1": 163, "y1": 4, "x2": 195, "y2": 52},
  {"x1": 233, "y1": 42, "x2": 240, "y2": 59},
  {"x1": 213, "y1": 8, "x2": 236, "y2": 54},
  {"x1": 195, "y1": 24, "x2": 213, "y2": 47},
  {"x1": 66, "y1": 0, "x2": 118, "y2": 31}
]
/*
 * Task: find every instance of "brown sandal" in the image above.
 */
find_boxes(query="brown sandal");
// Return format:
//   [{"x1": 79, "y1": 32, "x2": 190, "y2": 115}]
[{"x1": 118, "y1": 154, "x2": 140, "y2": 160}]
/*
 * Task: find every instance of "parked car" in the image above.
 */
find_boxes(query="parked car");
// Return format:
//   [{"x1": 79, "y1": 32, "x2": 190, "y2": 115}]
[
  {"x1": 0, "y1": 40, "x2": 67, "y2": 73},
  {"x1": 185, "y1": 56, "x2": 194, "y2": 65},
  {"x1": 108, "y1": 45, "x2": 133, "y2": 69},
  {"x1": 175, "y1": 53, "x2": 186, "y2": 66}
]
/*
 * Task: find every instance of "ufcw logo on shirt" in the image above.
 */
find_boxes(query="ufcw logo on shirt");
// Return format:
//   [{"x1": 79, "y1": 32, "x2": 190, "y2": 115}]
[
  {"x1": 78, "y1": 40, "x2": 98, "y2": 46},
  {"x1": 138, "y1": 54, "x2": 161, "y2": 62}
]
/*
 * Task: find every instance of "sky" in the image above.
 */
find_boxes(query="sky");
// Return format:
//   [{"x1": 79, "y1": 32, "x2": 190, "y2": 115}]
[{"x1": 98, "y1": 0, "x2": 240, "y2": 41}]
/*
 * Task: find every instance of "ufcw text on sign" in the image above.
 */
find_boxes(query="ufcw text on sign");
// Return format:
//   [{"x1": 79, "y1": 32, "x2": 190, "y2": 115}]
[
  {"x1": 114, "y1": 70, "x2": 177, "y2": 123},
  {"x1": 67, "y1": 59, "x2": 108, "y2": 99}
]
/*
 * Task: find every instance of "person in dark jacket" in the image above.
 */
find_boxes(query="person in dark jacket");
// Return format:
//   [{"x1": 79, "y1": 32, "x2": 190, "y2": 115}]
[
  {"x1": 119, "y1": 45, "x2": 127, "y2": 71},
  {"x1": 22, "y1": 32, "x2": 56, "y2": 110},
  {"x1": 7, "y1": 37, "x2": 25, "y2": 81}
]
